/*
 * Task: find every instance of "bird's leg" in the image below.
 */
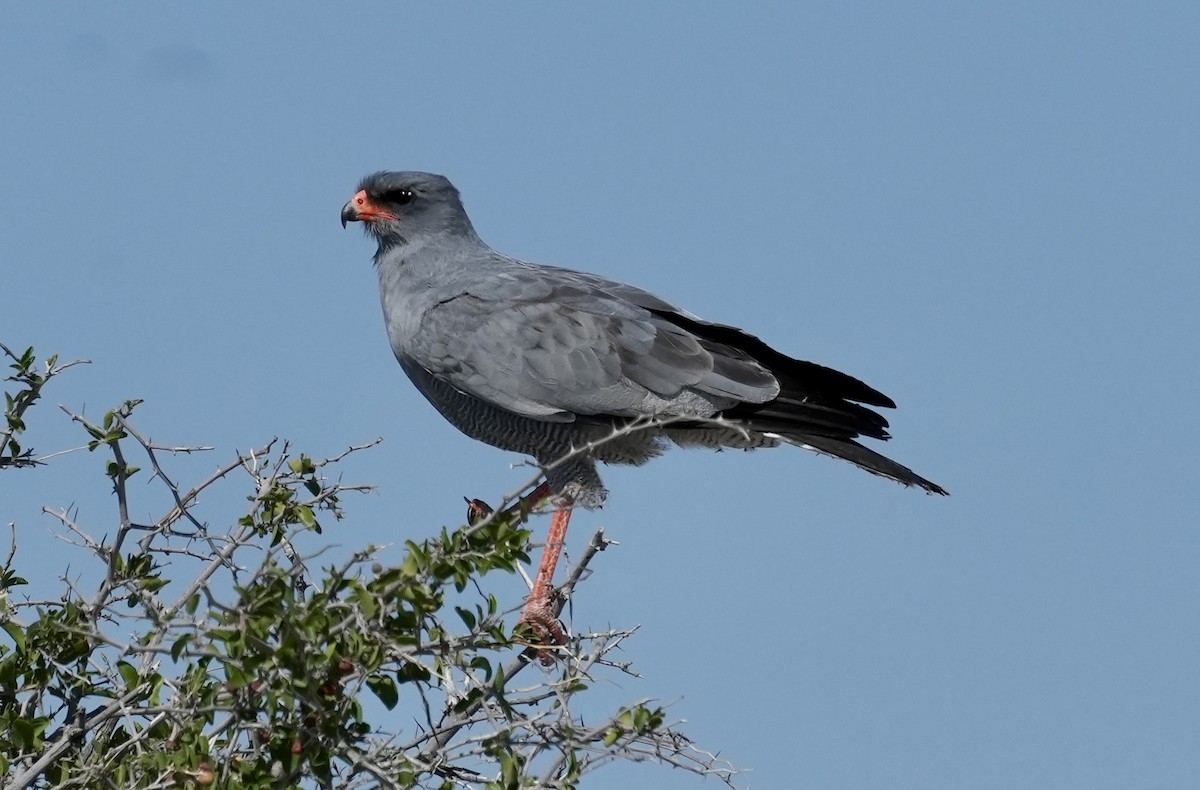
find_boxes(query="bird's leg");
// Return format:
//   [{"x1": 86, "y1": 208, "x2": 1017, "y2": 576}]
[
  {"x1": 518, "y1": 504, "x2": 572, "y2": 664},
  {"x1": 465, "y1": 481, "x2": 552, "y2": 526},
  {"x1": 462, "y1": 482, "x2": 570, "y2": 663}
]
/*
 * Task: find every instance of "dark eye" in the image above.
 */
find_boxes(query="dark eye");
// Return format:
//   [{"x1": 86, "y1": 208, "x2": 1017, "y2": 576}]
[{"x1": 382, "y1": 189, "x2": 414, "y2": 206}]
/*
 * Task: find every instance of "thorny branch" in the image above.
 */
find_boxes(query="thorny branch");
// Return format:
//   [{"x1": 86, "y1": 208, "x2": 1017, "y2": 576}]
[
  {"x1": 0, "y1": 342, "x2": 89, "y2": 469},
  {"x1": 1, "y1": 365, "x2": 740, "y2": 787}
]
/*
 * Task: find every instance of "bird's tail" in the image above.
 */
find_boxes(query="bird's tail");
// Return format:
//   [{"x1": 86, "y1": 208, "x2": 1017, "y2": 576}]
[
  {"x1": 778, "y1": 432, "x2": 948, "y2": 495},
  {"x1": 647, "y1": 309, "x2": 947, "y2": 494}
]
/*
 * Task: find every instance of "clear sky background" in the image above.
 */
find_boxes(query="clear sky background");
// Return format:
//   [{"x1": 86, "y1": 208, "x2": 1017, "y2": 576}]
[{"x1": 3, "y1": 3, "x2": 1198, "y2": 788}]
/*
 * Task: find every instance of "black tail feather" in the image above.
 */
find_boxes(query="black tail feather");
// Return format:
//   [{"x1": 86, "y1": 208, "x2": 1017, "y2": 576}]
[
  {"x1": 652, "y1": 309, "x2": 897, "y2": 408},
  {"x1": 650, "y1": 307, "x2": 946, "y2": 495},
  {"x1": 790, "y1": 435, "x2": 949, "y2": 495},
  {"x1": 752, "y1": 397, "x2": 892, "y2": 439}
]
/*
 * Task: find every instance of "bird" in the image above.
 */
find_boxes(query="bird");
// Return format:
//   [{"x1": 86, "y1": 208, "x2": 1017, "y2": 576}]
[{"x1": 341, "y1": 171, "x2": 947, "y2": 651}]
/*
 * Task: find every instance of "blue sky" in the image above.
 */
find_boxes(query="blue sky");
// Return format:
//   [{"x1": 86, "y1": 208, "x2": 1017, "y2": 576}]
[{"x1": 3, "y1": 3, "x2": 1198, "y2": 787}]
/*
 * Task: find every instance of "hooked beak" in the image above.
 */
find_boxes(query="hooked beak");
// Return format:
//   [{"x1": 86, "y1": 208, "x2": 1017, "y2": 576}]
[{"x1": 341, "y1": 189, "x2": 397, "y2": 229}]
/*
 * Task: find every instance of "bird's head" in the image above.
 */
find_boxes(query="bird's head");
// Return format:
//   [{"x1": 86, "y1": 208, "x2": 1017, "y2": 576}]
[{"x1": 340, "y1": 171, "x2": 477, "y2": 249}]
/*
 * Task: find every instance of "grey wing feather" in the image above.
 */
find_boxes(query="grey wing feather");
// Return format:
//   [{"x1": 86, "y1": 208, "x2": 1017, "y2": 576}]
[{"x1": 412, "y1": 265, "x2": 779, "y2": 420}]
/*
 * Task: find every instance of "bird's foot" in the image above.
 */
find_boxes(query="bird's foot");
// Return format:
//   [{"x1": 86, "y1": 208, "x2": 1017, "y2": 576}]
[
  {"x1": 464, "y1": 481, "x2": 553, "y2": 526},
  {"x1": 516, "y1": 596, "x2": 566, "y2": 666}
]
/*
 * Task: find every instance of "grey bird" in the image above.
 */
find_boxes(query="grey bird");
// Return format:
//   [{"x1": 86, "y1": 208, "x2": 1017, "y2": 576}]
[{"x1": 341, "y1": 171, "x2": 946, "y2": 645}]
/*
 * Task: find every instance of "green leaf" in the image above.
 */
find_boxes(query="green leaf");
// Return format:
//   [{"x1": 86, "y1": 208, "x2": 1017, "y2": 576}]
[
  {"x1": 0, "y1": 656, "x2": 18, "y2": 687},
  {"x1": 455, "y1": 606, "x2": 476, "y2": 630},
  {"x1": 493, "y1": 663, "x2": 506, "y2": 692},
  {"x1": 2, "y1": 621, "x2": 26, "y2": 653},
  {"x1": 367, "y1": 675, "x2": 399, "y2": 710},
  {"x1": 470, "y1": 656, "x2": 494, "y2": 682},
  {"x1": 400, "y1": 554, "x2": 420, "y2": 577},
  {"x1": 224, "y1": 663, "x2": 250, "y2": 688},
  {"x1": 0, "y1": 572, "x2": 28, "y2": 589},
  {"x1": 171, "y1": 633, "x2": 193, "y2": 662},
  {"x1": 397, "y1": 662, "x2": 431, "y2": 684},
  {"x1": 117, "y1": 661, "x2": 138, "y2": 688},
  {"x1": 498, "y1": 751, "x2": 519, "y2": 788},
  {"x1": 141, "y1": 577, "x2": 169, "y2": 593},
  {"x1": 10, "y1": 718, "x2": 33, "y2": 750},
  {"x1": 357, "y1": 590, "x2": 377, "y2": 620}
]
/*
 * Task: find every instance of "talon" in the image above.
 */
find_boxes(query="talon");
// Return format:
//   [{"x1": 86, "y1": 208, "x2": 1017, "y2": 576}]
[{"x1": 518, "y1": 596, "x2": 567, "y2": 665}]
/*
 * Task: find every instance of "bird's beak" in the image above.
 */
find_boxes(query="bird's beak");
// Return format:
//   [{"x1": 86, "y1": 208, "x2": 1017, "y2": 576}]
[{"x1": 341, "y1": 189, "x2": 397, "y2": 228}]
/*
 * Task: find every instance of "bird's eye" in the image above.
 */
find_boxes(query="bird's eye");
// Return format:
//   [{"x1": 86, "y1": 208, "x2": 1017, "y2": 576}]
[{"x1": 382, "y1": 189, "x2": 414, "y2": 206}]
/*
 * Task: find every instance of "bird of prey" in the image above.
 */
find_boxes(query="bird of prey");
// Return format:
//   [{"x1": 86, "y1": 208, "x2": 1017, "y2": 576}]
[{"x1": 341, "y1": 171, "x2": 946, "y2": 649}]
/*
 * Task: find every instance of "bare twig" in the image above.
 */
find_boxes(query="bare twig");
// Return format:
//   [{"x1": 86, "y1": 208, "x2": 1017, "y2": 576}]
[{"x1": 8, "y1": 688, "x2": 145, "y2": 790}]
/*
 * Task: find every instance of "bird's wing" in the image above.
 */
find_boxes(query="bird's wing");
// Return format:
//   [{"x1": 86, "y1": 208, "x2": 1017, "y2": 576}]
[{"x1": 408, "y1": 266, "x2": 778, "y2": 420}]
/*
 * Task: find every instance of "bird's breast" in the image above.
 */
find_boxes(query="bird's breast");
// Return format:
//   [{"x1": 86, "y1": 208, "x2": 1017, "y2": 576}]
[{"x1": 376, "y1": 263, "x2": 442, "y2": 357}]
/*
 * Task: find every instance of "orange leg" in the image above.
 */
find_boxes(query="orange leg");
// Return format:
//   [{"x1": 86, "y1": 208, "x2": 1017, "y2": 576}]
[
  {"x1": 462, "y1": 482, "x2": 570, "y2": 663},
  {"x1": 519, "y1": 505, "x2": 573, "y2": 661},
  {"x1": 530, "y1": 505, "x2": 571, "y2": 603}
]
